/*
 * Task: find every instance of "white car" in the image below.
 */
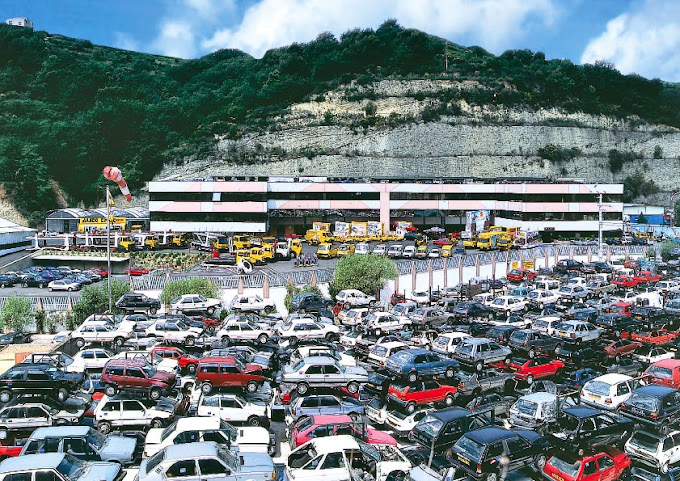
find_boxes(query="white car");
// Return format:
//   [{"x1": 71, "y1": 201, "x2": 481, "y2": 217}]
[
  {"x1": 527, "y1": 289, "x2": 560, "y2": 308},
  {"x1": 71, "y1": 324, "x2": 131, "y2": 348},
  {"x1": 427, "y1": 248, "x2": 440, "y2": 258},
  {"x1": 277, "y1": 319, "x2": 340, "y2": 345},
  {"x1": 143, "y1": 415, "x2": 271, "y2": 457},
  {"x1": 47, "y1": 279, "x2": 81, "y2": 292},
  {"x1": 430, "y1": 332, "x2": 471, "y2": 357},
  {"x1": 567, "y1": 277, "x2": 588, "y2": 287},
  {"x1": 335, "y1": 289, "x2": 376, "y2": 307},
  {"x1": 145, "y1": 320, "x2": 204, "y2": 347},
  {"x1": 362, "y1": 311, "x2": 411, "y2": 336},
  {"x1": 355, "y1": 243, "x2": 370, "y2": 255},
  {"x1": 472, "y1": 293, "x2": 495, "y2": 306},
  {"x1": 625, "y1": 430, "x2": 680, "y2": 474},
  {"x1": 367, "y1": 341, "x2": 408, "y2": 368},
  {"x1": 581, "y1": 373, "x2": 640, "y2": 410},
  {"x1": 402, "y1": 246, "x2": 416, "y2": 258},
  {"x1": 488, "y1": 316, "x2": 532, "y2": 328},
  {"x1": 170, "y1": 294, "x2": 221, "y2": 315},
  {"x1": 196, "y1": 393, "x2": 267, "y2": 427},
  {"x1": 338, "y1": 308, "x2": 369, "y2": 328},
  {"x1": 410, "y1": 291, "x2": 430, "y2": 304},
  {"x1": 70, "y1": 348, "x2": 115, "y2": 371},
  {"x1": 632, "y1": 345, "x2": 676, "y2": 365},
  {"x1": 531, "y1": 316, "x2": 562, "y2": 336},
  {"x1": 489, "y1": 296, "x2": 528, "y2": 315},
  {"x1": 285, "y1": 435, "x2": 411, "y2": 481},
  {"x1": 554, "y1": 320, "x2": 601, "y2": 342},
  {"x1": 557, "y1": 285, "x2": 593, "y2": 301},
  {"x1": 93, "y1": 395, "x2": 173, "y2": 434},
  {"x1": 384, "y1": 408, "x2": 434, "y2": 440},
  {"x1": 372, "y1": 244, "x2": 387, "y2": 256},
  {"x1": 229, "y1": 294, "x2": 275, "y2": 314},
  {"x1": 216, "y1": 320, "x2": 273, "y2": 345},
  {"x1": 339, "y1": 330, "x2": 363, "y2": 348}
]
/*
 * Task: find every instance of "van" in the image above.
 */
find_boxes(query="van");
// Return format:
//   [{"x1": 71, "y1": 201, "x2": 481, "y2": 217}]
[
  {"x1": 355, "y1": 243, "x2": 370, "y2": 255},
  {"x1": 387, "y1": 245, "x2": 404, "y2": 258},
  {"x1": 196, "y1": 356, "x2": 265, "y2": 394}
]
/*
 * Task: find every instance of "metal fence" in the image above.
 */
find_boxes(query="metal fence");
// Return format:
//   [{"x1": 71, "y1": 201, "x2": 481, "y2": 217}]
[{"x1": 0, "y1": 295, "x2": 80, "y2": 312}]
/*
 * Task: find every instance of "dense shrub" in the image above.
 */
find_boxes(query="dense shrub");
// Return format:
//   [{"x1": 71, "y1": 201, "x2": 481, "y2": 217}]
[
  {"x1": 72, "y1": 280, "x2": 130, "y2": 322},
  {"x1": 537, "y1": 144, "x2": 581, "y2": 163}
]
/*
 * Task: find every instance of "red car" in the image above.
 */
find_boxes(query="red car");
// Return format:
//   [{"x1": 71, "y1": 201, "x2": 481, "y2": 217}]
[
  {"x1": 644, "y1": 359, "x2": 680, "y2": 389},
  {"x1": 290, "y1": 414, "x2": 397, "y2": 449},
  {"x1": 390, "y1": 293, "x2": 407, "y2": 305},
  {"x1": 151, "y1": 346, "x2": 200, "y2": 374},
  {"x1": 507, "y1": 356, "x2": 565, "y2": 384},
  {"x1": 187, "y1": 315, "x2": 218, "y2": 331},
  {"x1": 506, "y1": 268, "x2": 537, "y2": 283},
  {"x1": 543, "y1": 447, "x2": 630, "y2": 481},
  {"x1": 631, "y1": 328, "x2": 677, "y2": 345},
  {"x1": 387, "y1": 380, "x2": 457, "y2": 413},
  {"x1": 87, "y1": 267, "x2": 108, "y2": 276},
  {"x1": 608, "y1": 302, "x2": 632, "y2": 316},
  {"x1": 634, "y1": 270, "x2": 663, "y2": 284},
  {"x1": 283, "y1": 233, "x2": 301, "y2": 239},
  {"x1": 611, "y1": 276, "x2": 639, "y2": 288},
  {"x1": 623, "y1": 259, "x2": 640, "y2": 269},
  {"x1": 196, "y1": 356, "x2": 264, "y2": 394},
  {"x1": 433, "y1": 237, "x2": 453, "y2": 246},
  {"x1": 601, "y1": 339, "x2": 641, "y2": 360},
  {"x1": 126, "y1": 266, "x2": 149, "y2": 276}
]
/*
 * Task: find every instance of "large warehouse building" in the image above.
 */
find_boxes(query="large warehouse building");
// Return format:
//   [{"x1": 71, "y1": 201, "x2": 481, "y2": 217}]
[{"x1": 148, "y1": 177, "x2": 623, "y2": 239}]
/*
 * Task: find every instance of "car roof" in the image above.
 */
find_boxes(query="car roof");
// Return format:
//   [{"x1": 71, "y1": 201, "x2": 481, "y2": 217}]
[
  {"x1": 562, "y1": 407, "x2": 603, "y2": 418},
  {"x1": 465, "y1": 427, "x2": 517, "y2": 444},
  {"x1": 199, "y1": 356, "x2": 239, "y2": 364},
  {"x1": 589, "y1": 373, "x2": 632, "y2": 384},
  {"x1": 300, "y1": 356, "x2": 337, "y2": 365},
  {"x1": 522, "y1": 392, "x2": 555, "y2": 402},
  {"x1": 30, "y1": 426, "x2": 91, "y2": 439},
  {"x1": 378, "y1": 341, "x2": 407, "y2": 348},
  {"x1": 309, "y1": 435, "x2": 359, "y2": 452},
  {"x1": 430, "y1": 407, "x2": 472, "y2": 422},
  {"x1": 104, "y1": 358, "x2": 146, "y2": 367},
  {"x1": 174, "y1": 417, "x2": 223, "y2": 430},
  {"x1": 164, "y1": 441, "x2": 218, "y2": 460},
  {"x1": 312, "y1": 414, "x2": 353, "y2": 424},
  {"x1": 649, "y1": 359, "x2": 680, "y2": 369},
  {"x1": 0, "y1": 453, "x2": 66, "y2": 473},
  {"x1": 636, "y1": 385, "x2": 678, "y2": 396}
]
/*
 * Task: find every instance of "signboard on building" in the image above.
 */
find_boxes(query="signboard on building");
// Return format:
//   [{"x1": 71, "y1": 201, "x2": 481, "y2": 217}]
[
  {"x1": 351, "y1": 222, "x2": 367, "y2": 237},
  {"x1": 312, "y1": 222, "x2": 330, "y2": 232},
  {"x1": 395, "y1": 221, "x2": 413, "y2": 237},
  {"x1": 334, "y1": 222, "x2": 350, "y2": 237},
  {"x1": 465, "y1": 210, "x2": 490, "y2": 236},
  {"x1": 367, "y1": 221, "x2": 383, "y2": 237}
]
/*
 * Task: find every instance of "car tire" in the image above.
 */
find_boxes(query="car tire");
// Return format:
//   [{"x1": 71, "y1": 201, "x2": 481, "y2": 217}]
[
  {"x1": 105, "y1": 385, "x2": 117, "y2": 397},
  {"x1": 185, "y1": 336, "x2": 195, "y2": 347},
  {"x1": 445, "y1": 394, "x2": 454, "y2": 406},
  {"x1": 221, "y1": 336, "x2": 230, "y2": 346},
  {"x1": 408, "y1": 372, "x2": 418, "y2": 383},
  {"x1": 264, "y1": 305, "x2": 273, "y2": 314},
  {"x1": 75, "y1": 338, "x2": 85, "y2": 349},
  {"x1": 289, "y1": 337, "x2": 299, "y2": 346},
  {"x1": 661, "y1": 421, "x2": 670, "y2": 435},
  {"x1": 21, "y1": 283, "x2": 27, "y2": 288},
  {"x1": 445, "y1": 367, "x2": 455, "y2": 378},
  {"x1": 114, "y1": 337, "x2": 124, "y2": 348},
  {"x1": 325, "y1": 332, "x2": 336, "y2": 342},
  {"x1": 347, "y1": 381, "x2": 359, "y2": 394},
  {"x1": 149, "y1": 388, "x2": 162, "y2": 400},
  {"x1": 374, "y1": 329, "x2": 382, "y2": 337},
  {"x1": 97, "y1": 422, "x2": 112, "y2": 435},
  {"x1": 406, "y1": 402, "x2": 416, "y2": 414},
  {"x1": 258, "y1": 334, "x2": 268, "y2": 344},
  {"x1": 186, "y1": 363, "x2": 197, "y2": 375},
  {"x1": 39, "y1": 283, "x2": 45, "y2": 289},
  {"x1": 0, "y1": 391, "x2": 11, "y2": 403},
  {"x1": 150, "y1": 418, "x2": 163, "y2": 429},
  {"x1": 475, "y1": 361, "x2": 484, "y2": 372},
  {"x1": 248, "y1": 416, "x2": 261, "y2": 427},
  {"x1": 526, "y1": 375, "x2": 534, "y2": 385},
  {"x1": 534, "y1": 454, "x2": 547, "y2": 471},
  {"x1": 149, "y1": 307, "x2": 157, "y2": 315},
  {"x1": 615, "y1": 354, "x2": 621, "y2": 363},
  {"x1": 57, "y1": 388, "x2": 69, "y2": 402},
  {"x1": 201, "y1": 382, "x2": 213, "y2": 394},
  {"x1": 247, "y1": 381, "x2": 259, "y2": 394},
  {"x1": 48, "y1": 287, "x2": 53, "y2": 291},
  {"x1": 296, "y1": 382, "x2": 309, "y2": 395}
]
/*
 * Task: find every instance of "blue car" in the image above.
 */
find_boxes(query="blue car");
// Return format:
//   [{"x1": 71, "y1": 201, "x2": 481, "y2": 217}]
[
  {"x1": 384, "y1": 348, "x2": 458, "y2": 383},
  {"x1": 563, "y1": 368, "x2": 601, "y2": 389}
]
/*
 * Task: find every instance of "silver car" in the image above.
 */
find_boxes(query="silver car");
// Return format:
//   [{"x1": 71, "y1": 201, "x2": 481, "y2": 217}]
[
  {"x1": 451, "y1": 338, "x2": 512, "y2": 372},
  {"x1": 280, "y1": 356, "x2": 368, "y2": 395}
]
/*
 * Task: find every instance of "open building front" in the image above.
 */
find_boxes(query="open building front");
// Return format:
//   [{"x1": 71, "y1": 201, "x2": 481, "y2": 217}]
[{"x1": 45, "y1": 208, "x2": 150, "y2": 234}]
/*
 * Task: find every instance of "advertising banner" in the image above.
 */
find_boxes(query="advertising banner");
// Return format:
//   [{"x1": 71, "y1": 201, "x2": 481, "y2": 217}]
[
  {"x1": 465, "y1": 210, "x2": 490, "y2": 236},
  {"x1": 312, "y1": 222, "x2": 330, "y2": 232},
  {"x1": 334, "y1": 222, "x2": 350, "y2": 237},
  {"x1": 395, "y1": 221, "x2": 413, "y2": 237},
  {"x1": 351, "y1": 222, "x2": 367, "y2": 237},
  {"x1": 367, "y1": 221, "x2": 383, "y2": 237}
]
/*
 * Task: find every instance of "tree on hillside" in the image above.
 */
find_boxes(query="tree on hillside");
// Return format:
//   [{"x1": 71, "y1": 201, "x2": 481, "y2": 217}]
[{"x1": 329, "y1": 254, "x2": 397, "y2": 299}]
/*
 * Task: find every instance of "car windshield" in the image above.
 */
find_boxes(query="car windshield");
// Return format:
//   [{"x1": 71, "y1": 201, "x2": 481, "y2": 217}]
[
  {"x1": 433, "y1": 336, "x2": 449, "y2": 346},
  {"x1": 557, "y1": 415, "x2": 581, "y2": 431},
  {"x1": 556, "y1": 323, "x2": 575, "y2": 332},
  {"x1": 453, "y1": 436, "x2": 486, "y2": 463},
  {"x1": 281, "y1": 322, "x2": 292, "y2": 331},
  {"x1": 491, "y1": 298, "x2": 505, "y2": 306},
  {"x1": 627, "y1": 431, "x2": 659, "y2": 453},
  {"x1": 417, "y1": 415, "x2": 444, "y2": 437},
  {"x1": 294, "y1": 416, "x2": 314, "y2": 433},
  {"x1": 547, "y1": 455, "x2": 581, "y2": 478},
  {"x1": 585, "y1": 381, "x2": 611, "y2": 396},
  {"x1": 628, "y1": 393, "x2": 660, "y2": 412},
  {"x1": 87, "y1": 429, "x2": 106, "y2": 449},
  {"x1": 514, "y1": 399, "x2": 538, "y2": 416},
  {"x1": 646, "y1": 366, "x2": 673, "y2": 378},
  {"x1": 56, "y1": 454, "x2": 87, "y2": 480},
  {"x1": 372, "y1": 346, "x2": 388, "y2": 357},
  {"x1": 160, "y1": 419, "x2": 178, "y2": 441},
  {"x1": 390, "y1": 351, "x2": 413, "y2": 363}
]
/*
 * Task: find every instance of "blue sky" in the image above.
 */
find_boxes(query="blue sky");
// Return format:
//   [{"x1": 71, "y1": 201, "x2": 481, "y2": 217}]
[{"x1": 3, "y1": 0, "x2": 679, "y2": 81}]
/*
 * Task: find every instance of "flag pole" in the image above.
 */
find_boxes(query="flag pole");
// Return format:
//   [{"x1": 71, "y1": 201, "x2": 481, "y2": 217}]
[{"x1": 107, "y1": 185, "x2": 112, "y2": 313}]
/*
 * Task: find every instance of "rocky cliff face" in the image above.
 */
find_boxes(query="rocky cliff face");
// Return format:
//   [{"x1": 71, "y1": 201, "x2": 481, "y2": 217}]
[{"x1": 158, "y1": 79, "x2": 680, "y2": 201}]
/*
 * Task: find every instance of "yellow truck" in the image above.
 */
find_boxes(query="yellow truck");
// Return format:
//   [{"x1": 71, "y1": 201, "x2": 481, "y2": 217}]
[
  {"x1": 275, "y1": 239, "x2": 303, "y2": 260},
  {"x1": 337, "y1": 243, "x2": 356, "y2": 257},
  {"x1": 306, "y1": 230, "x2": 333, "y2": 245},
  {"x1": 317, "y1": 243, "x2": 338, "y2": 259},
  {"x1": 232, "y1": 235, "x2": 251, "y2": 250},
  {"x1": 116, "y1": 235, "x2": 137, "y2": 252},
  {"x1": 477, "y1": 232, "x2": 500, "y2": 250},
  {"x1": 249, "y1": 247, "x2": 267, "y2": 265},
  {"x1": 497, "y1": 233, "x2": 514, "y2": 250}
]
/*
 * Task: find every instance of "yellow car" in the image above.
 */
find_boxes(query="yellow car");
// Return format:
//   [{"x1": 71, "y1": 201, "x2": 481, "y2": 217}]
[
  {"x1": 337, "y1": 243, "x2": 356, "y2": 257},
  {"x1": 441, "y1": 245, "x2": 453, "y2": 257},
  {"x1": 415, "y1": 245, "x2": 428, "y2": 259},
  {"x1": 317, "y1": 243, "x2": 338, "y2": 259}
]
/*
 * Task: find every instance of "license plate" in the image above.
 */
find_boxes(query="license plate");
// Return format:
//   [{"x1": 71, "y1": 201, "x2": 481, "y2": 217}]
[
  {"x1": 551, "y1": 473, "x2": 565, "y2": 481},
  {"x1": 457, "y1": 455, "x2": 471, "y2": 466},
  {"x1": 589, "y1": 394, "x2": 601, "y2": 401},
  {"x1": 559, "y1": 332, "x2": 567, "y2": 337}
]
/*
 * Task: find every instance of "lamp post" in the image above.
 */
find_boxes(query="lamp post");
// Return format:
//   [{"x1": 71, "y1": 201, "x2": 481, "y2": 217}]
[{"x1": 106, "y1": 185, "x2": 112, "y2": 313}]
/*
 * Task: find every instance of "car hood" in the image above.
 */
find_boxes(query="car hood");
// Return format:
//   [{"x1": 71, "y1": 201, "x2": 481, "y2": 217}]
[
  {"x1": 245, "y1": 363, "x2": 263, "y2": 373},
  {"x1": 345, "y1": 366, "x2": 368, "y2": 378},
  {"x1": 101, "y1": 435, "x2": 137, "y2": 459},
  {"x1": 145, "y1": 428, "x2": 163, "y2": 445},
  {"x1": 152, "y1": 371, "x2": 176, "y2": 384},
  {"x1": 80, "y1": 462, "x2": 121, "y2": 481},
  {"x1": 366, "y1": 428, "x2": 397, "y2": 445}
]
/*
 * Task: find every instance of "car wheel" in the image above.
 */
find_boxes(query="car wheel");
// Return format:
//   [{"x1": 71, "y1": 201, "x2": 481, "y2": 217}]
[
  {"x1": 406, "y1": 402, "x2": 416, "y2": 414},
  {"x1": 57, "y1": 388, "x2": 69, "y2": 402},
  {"x1": 475, "y1": 361, "x2": 484, "y2": 372},
  {"x1": 526, "y1": 375, "x2": 534, "y2": 385},
  {"x1": 264, "y1": 305, "x2": 273, "y2": 314},
  {"x1": 149, "y1": 307, "x2": 157, "y2": 315},
  {"x1": 105, "y1": 385, "x2": 117, "y2": 397},
  {"x1": 248, "y1": 416, "x2": 261, "y2": 427},
  {"x1": 504, "y1": 380, "x2": 516, "y2": 395},
  {"x1": 186, "y1": 363, "x2": 197, "y2": 375},
  {"x1": 201, "y1": 382, "x2": 213, "y2": 394},
  {"x1": 258, "y1": 334, "x2": 268, "y2": 344},
  {"x1": 149, "y1": 388, "x2": 162, "y2": 400},
  {"x1": 206, "y1": 307, "x2": 216, "y2": 316},
  {"x1": 48, "y1": 287, "x2": 53, "y2": 291},
  {"x1": 325, "y1": 332, "x2": 336, "y2": 342},
  {"x1": 407, "y1": 431, "x2": 415, "y2": 442},
  {"x1": 114, "y1": 337, "x2": 124, "y2": 347},
  {"x1": 445, "y1": 367, "x2": 455, "y2": 378},
  {"x1": 661, "y1": 421, "x2": 670, "y2": 435},
  {"x1": 150, "y1": 418, "x2": 163, "y2": 429},
  {"x1": 296, "y1": 382, "x2": 309, "y2": 395},
  {"x1": 21, "y1": 283, "x2": 27, "y2": 288},
  {"x1": 97, "y1": 422, "x2": 112, "y2": 435},
  {"x1": 75, "y1": 338, "x2": 85, "y2": 349},
  {"x1": 528, "y1": 349, "x2": 535, "y2": 359},
  {"x1": 185, "y1": 336, "x2": 195, "y2": 347},
  {"x1": 347, "y1": 381, "x2": 359, "y2": 394},
  {"x1": 221, "y1": 336, "x2": 230, "y2": 346},
  {"x1": 39, "y1": 283, "x2": 45, "y2": 289},
  {"x1": 445, "y1": 394, "x2": 454, "y2": 406},
  {"x1": 289, "y1": 337, "x2": 299, "y2": 346},
  {"x1": 615, "y1": 354, "x2": 621, "y2": 363},
  {"x1": 408, "y1": 372, "x2": 418, "y2": 383},
  {"x1": 0, "y1": 391, "x2": 11, "y2": 403},
  {"x1": 534, "y1": 454, "x2": 547, "y2": 471},
  {"x1": 615, "y1": 330, "x2": 621, "y2": 338},
  {"x1": 247, "y1": 381, "x2": 259, "y2": 394}
]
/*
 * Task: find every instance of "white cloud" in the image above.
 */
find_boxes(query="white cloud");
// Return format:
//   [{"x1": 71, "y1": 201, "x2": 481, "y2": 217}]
[
  {"x1": 201, "y1": 0, "x2": 558, "y2": 58},
  {"x1": 581, "y1": 0, "x2": 680, "y2": 81},
  {"x1": 151, "y1": 20, "x2": 197, "y2": 58},
  {"x1": 113, "y1": 32, "x2": 139, "y2": 52}
]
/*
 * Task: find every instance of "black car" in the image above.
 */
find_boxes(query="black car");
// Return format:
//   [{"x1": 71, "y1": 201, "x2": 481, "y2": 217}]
[
  {"x1": 550, "y1": 407, "x2": 633, "y2": 453},
  {"x1": 485, "y1": 325, "x2": 520, "y2": 344},
  {"x1": 619, "y1": 385, "x2": 680, "y2": 434},
  {"x1": 448, "y1": 427, "x2": 548, "y2": 480},
  {"x1": 632, "y1": 306, "x2": 675, "y2": 329},
  {"x1": 0, "y1": 363, "x2": 84, "y2": 403},
  {"x1": 554, "y1": 259, "x2": 584, "y2": 273},
  {"x1": 607, "y1": 357, "x2": 644, "y2": 376},
  {"x1": 289, "y1": 293, "x2": 333, "y2": 312},
  {"x1": 571, "y1": 308, "x2": 599, "y2": 323},
  {"x1": 556, "y1": 344, "x2": 608, "y2": 368},
  {"x1": 591, "y1": 261, "x2": 614, "y2": 273},
  {"x1": 451, "y1": 302, "x2": 494, "y2": 321},
  {"x1": 115, "y1": 293, "x2": 161, "y2": 314},
  {"x1": 445, "y1": 323, "x2": 490, "y2": 338},
  {"x1": 594, "y1": 313, "x2": 643, "y2": 337},
  {"x1": 21, "y1": 275, "x2": 48, "y2": 288},
  {"x1": 0, "y1": 274, "x2": 16, "y2": 288},
  {"x1": 0, "y1": 332, "x2": 32, "y2": 346},
  {"x1": 508, "y1": 329, "x2": 561, "y2": 358}
]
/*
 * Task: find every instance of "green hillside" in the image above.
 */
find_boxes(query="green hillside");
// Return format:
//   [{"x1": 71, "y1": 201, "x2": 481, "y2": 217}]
[{"x1": 1, "y1": 19, "x2": 679, "y2": 226}]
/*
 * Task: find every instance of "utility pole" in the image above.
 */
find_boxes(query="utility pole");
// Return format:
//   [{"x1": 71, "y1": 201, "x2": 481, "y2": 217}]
[
  {"x1": 598, "y1": 192, "x2": 603, "y2": 261},
  {"x1": 444, "y1": 42, "x2": 449, "y2": 72},
  {"x1": 106, "y1": 185, "x2": 112, "y2": 312}
]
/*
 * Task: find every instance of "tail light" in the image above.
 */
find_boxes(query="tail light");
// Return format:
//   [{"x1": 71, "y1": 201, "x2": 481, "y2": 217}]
[
  {"x1": 570, "y1": 333, "x2": 575, "y2": 338},
  {"x1": 620, "y1": 403, "x2": 626, "y2": 409},
  {"x1": 459, "y1": 383, "x2": 465, "y2": 390},
  {"x1": 476, "y1": 465, "x2": 482, "y2": 474},
  {"x1": 651, "y1": 412, "x2": 658, "y2": 418}
]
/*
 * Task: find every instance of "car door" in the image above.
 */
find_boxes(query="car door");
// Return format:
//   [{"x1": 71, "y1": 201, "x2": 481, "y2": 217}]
[
  {"x1": 124, "y1": 367, "x2": 147, "y2": 390},
  {"x1": 198, "y1": 457, "x2": 231, "y2": 481},
  {"x1": 597, "y1": 454, "x2": 618, "y2": 481},
  {"x1": 26, "y1": 406, "x2": 51, "y2": 428},
  {"x1": 297, "y1": 397, "x2": 321, "y2": 418},
  {"x1": 165, "y1": 459, "x2": 200, "y2": 481},
  {"x1": 239, "y1": 323, "x2": 256, "y2": 340},
  {"x1": 423, "y1": 381, "x2": 441, "y2": 403},
  {"x1": 319, "y1": 396, "x2": 341, "y2": 416},
  {"x1": 122, "y1": 400, "x2": 147, "y2": 427},
  {"x1": 94, "y1": 350, "x2": 112, "y2": 369},
  {"x1": 304, "y1": 364, "x2": 324, "y2": 385},
  {"x1": 98, "y1": 400, "x2": 123, "y2": 426},
  {"x1": 503, "y1": 435, "x2": 533, "y2": 471},
  {"x1": 669, "y1": 433, "x2": 680, "y2": 464},
  {"x1": 323, "y1": 364, "x2": 342, "y2": 385},
  {"x1": 219, "y1": 364, "x2": 243, "y2": 387},
  {"x1": 219, "y1": 397, "x2": 245, "y2": 422}
]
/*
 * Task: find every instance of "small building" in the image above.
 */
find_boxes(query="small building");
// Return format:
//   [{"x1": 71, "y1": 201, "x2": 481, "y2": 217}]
[
  {"x1": 623, "y1": 204, "x2": 668, "y2": 225},
  {"x1": 0, "y1": 217, "x2": 35, "y2": 257},
  {"x1": 45, "y1": 208, "x2": 150, "y2": 233},
  {"x1": 4, "y1": 17, "x2": 33, "y2": 29}
]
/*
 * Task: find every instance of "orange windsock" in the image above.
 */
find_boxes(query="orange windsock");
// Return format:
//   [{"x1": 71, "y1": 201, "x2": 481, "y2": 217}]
[{"x1": 102, "y1": 166, "x2": 132, "y2": 202}]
